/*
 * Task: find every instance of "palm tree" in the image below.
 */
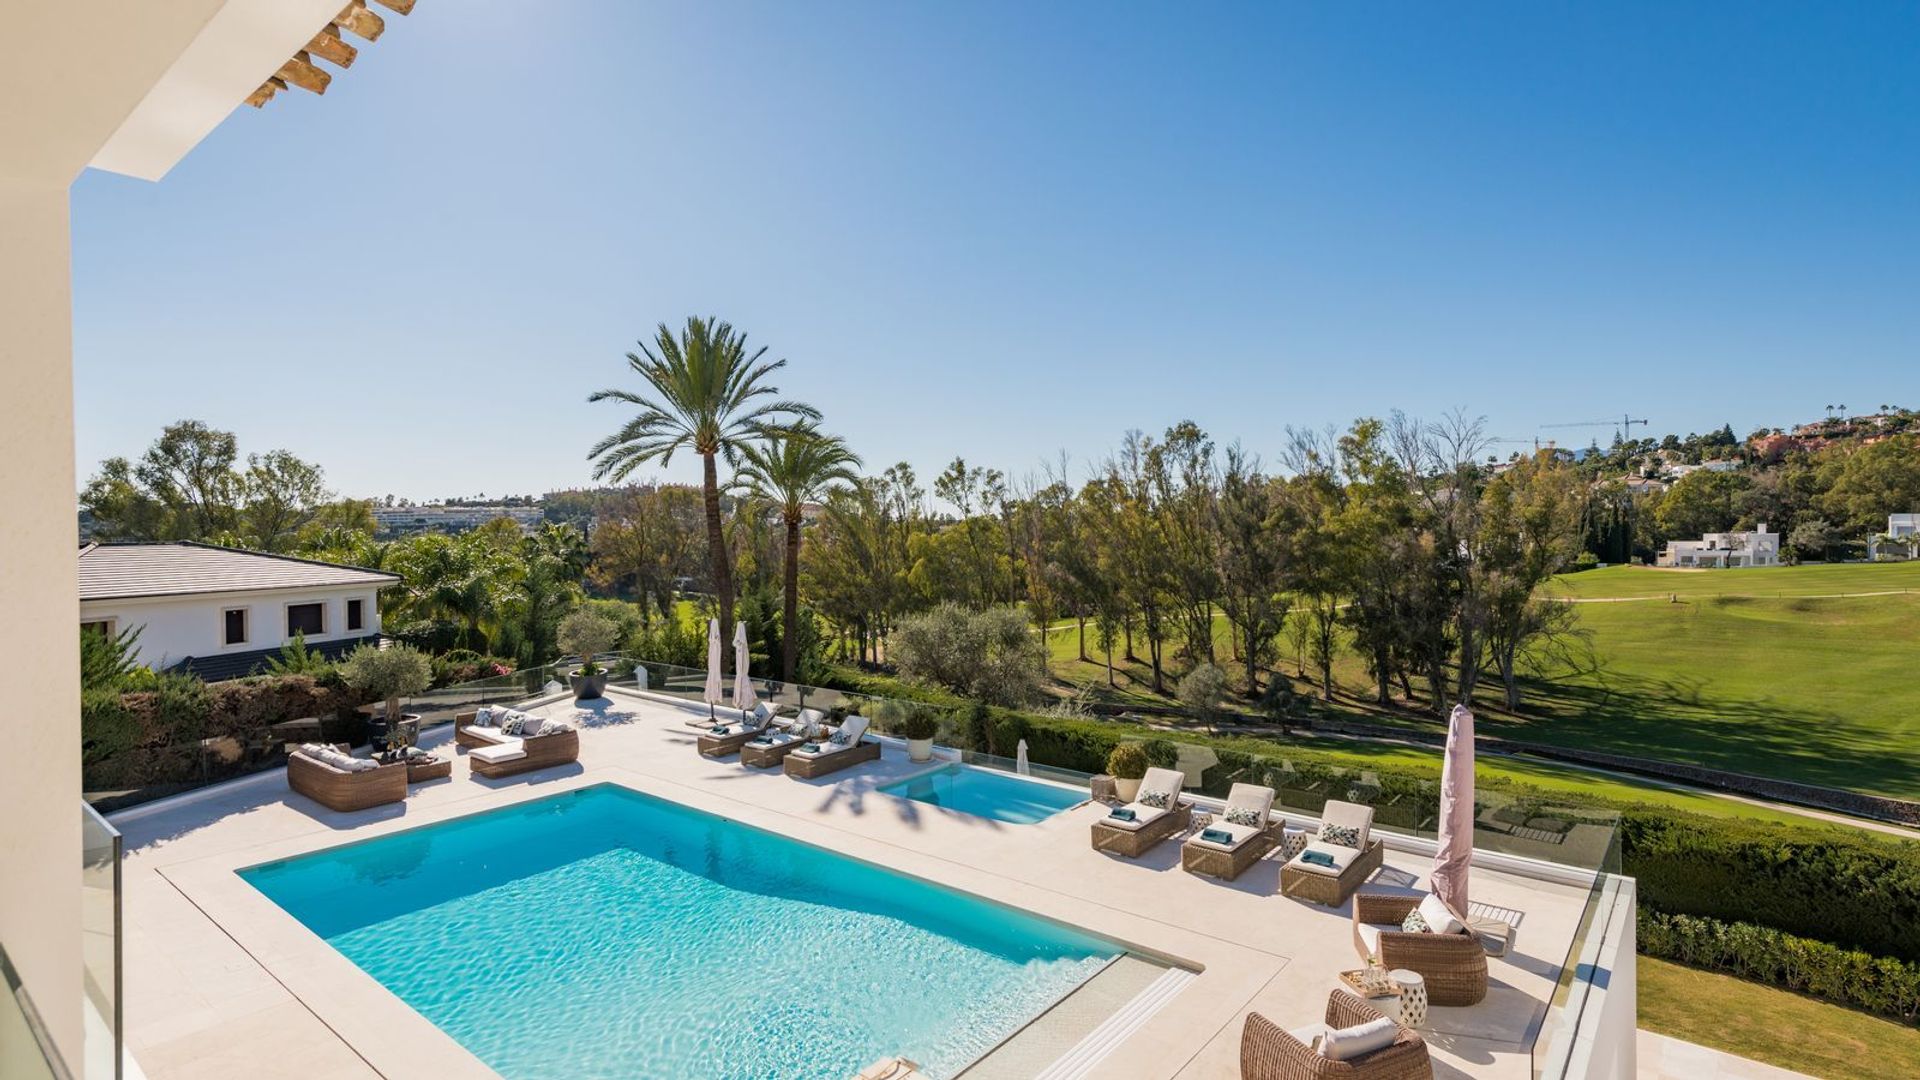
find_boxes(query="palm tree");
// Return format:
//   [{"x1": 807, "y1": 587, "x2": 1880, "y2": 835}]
[
  {"x1": 588, "y1": 317, "x2": 819, "y2": 646},
  {"x1": 734, "y1": 423, "x2": 861, "y2": 682}
]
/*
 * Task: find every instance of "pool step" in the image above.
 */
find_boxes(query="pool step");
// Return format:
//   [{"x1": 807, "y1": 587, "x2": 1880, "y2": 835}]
[{"x1": 957, "y1": 956, "x2": 1192, "y2": 1080}]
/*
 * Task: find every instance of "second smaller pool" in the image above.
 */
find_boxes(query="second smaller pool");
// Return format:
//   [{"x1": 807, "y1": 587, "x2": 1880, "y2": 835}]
[{"x1": 879, "y1": 764, "x2": 1087, "y2": 824}]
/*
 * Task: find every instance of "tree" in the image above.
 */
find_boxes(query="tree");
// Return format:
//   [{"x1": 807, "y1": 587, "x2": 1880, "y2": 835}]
[
  {"x1": 587, "y1": 486, "x2": 704, "y2": 621},
  {"x1": 733, "y1": 422, "x2": 861, "y2": 682},
  {"x1": 241, "y1": 449, "x2": 328, "y2": 551},
  {"x1": 1177, "y1": 662, "x2": 1229, "y2": 726},
  {"x1": 1215, "y1": 448, "x2": 1291, "y2": 693},
  {"x1": 890, "y1": 603, "x2": 1047, "y2": 707},
  {"x1": 338, "y1": 643, "x2": 432, "y2": 728},
  {"x1": 1656, "y1": 470, "x2": 1750, "y2": 539},
  {"x1": 557, "y1": 608, "x2": 621, "y2": 675},
  {"x1": 81, "y1": 420, "x2": 331, "y2": 546},
  {"x1": 135, "y1": 419, "x2": 241, "y2": 538},
  {"x1": 1476, "y1": 452, "x2": 1588, "y2": 710},
  {"x1": 1787, "y1": 518, "x2": 1839, "y2": 563},
  {"x1": 1817, "y1": 435, "x2": 1920, "y2": 533},
  {"x1": 588, "y1": 316, "x2": 819, "y2": 649}
]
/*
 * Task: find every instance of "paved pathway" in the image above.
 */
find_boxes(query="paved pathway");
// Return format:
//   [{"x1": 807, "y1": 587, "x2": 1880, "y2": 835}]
[{"x1": 1637, "y1": 1030, "x2": 1815, "y2": 1080}]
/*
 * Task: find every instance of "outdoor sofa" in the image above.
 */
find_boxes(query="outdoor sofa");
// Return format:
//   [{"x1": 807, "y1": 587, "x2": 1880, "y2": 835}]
[
  {"x1": 1182, "y1": 782, "x2": 1288, "y2": 881},
  {"x1": 1241, "y1": 990, "x2": 1433, "y2": 1080},
  {"x1": 1091, "y1": 767, "x2": 1194, "y2": 858},
  {"x1": 1280, "y1": 799, "x2": 1386, "y2": 906},
  {"x1": 783, "y1": 715, "x2": 882, "y2": 779},
  {"x1": 287, "y1": 742, "x2": 407, "y2": 812},
  {"x1": 1352, "y1": 891, "x2": 1490, "y2": 1006},
  {"x1": 456, "y1": 706, "x2": 579, "y2": 779}
]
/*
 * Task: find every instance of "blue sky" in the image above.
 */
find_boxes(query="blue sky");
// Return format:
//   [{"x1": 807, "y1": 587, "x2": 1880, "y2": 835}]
[{"x1": 72, "y1": 2, "x2": 1920, "y2": 502}]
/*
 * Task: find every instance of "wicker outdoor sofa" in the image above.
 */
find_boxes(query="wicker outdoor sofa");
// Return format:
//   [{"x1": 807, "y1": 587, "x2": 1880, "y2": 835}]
[
  {"x1": 1241, "y1": 990, "x2": 1433, "y2": 1080},
  {"x1": 1091, "y1": 767, "x2": 1195, "y2": 858},
  {"x1": 287, "y1": 742, "x2": 407, "y2": 812},
  {"x1": 1181, "y1": 782, "x2": 1288, "y2": 881},
  {"x1": 783, "y1": 715, "x2": 883, "y2": 779},
  {"x1": 1352, "y1": 891, "x2": 1490, "y2": 1006},
  {"x1": 1280, "y1": 800, "x2": 1386, "y2": 906},
  {"x1": 455, "y1": 707, "x2": 580, "y2": 779}
]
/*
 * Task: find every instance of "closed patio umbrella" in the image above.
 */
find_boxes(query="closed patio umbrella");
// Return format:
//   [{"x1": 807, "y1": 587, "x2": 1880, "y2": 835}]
[
  {"x1": 732, "y1": 620, "x2": 757, "y2": 716},
  {"x1": 703, "y1": 617, "x2": 723, "y2": 721},
  {"x1": 1431, "y1": 703, "x2": 1475, "y2": 922}
]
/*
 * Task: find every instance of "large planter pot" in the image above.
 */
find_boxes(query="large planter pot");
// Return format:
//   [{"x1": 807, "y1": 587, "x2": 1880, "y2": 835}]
[
  {"x1": 907, "y1": 737, "x2": 935, "y2": 763},
  {"x1": 1112, "y1": 775, "x2": 1143, "y2": 803},
  {"x1": 568, "y1": 670, "x2": 609, "y2": 701},
  {"x1": 368, "y1": 712, "x2": 422, "y2": 751}
]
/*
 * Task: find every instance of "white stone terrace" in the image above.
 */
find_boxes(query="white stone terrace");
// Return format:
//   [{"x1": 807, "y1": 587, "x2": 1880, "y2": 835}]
[{"x1": 112, "y1": 686, "x2": 1605, "y2": 1080}]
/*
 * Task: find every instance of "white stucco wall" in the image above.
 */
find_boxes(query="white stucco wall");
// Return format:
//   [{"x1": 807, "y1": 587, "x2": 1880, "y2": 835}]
[{"x1": 82, "y1": 585, "x2": 387, "y2": 669}]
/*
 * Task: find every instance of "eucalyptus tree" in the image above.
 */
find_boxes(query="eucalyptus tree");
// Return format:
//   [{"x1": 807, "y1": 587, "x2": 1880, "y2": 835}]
[
  {"x1": 587, "y1": 317, "x2": 819, "y2": 645},
  {"x1": 734, "y1": 422, "x2": 862, "y2": 682},
  {"x1": 1215, "y1": 448, "x2": 1292, "y2": 694}
]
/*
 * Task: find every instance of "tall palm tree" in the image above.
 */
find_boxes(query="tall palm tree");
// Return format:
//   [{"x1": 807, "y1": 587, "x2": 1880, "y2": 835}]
[
  {"x1": 588, "y1": 317, "x2": 818, "y2": 646},
  {"x1": 734, "y1": 423, "x2": 861, "y2": 682}
]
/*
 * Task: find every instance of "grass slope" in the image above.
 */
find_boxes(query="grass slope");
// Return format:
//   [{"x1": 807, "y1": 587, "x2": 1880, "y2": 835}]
[{"x1": 1639, "y1": 956, "x2": 1920, "y2": 1079}]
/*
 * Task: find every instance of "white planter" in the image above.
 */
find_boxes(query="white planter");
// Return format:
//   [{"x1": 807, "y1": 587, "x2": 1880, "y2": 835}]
[
  {"x1": 1112, "y1": 775, "x2": 1143, "y2": 803},
  {"x1": 907, "y1": 737, "x2": 934, "y2": 763}
]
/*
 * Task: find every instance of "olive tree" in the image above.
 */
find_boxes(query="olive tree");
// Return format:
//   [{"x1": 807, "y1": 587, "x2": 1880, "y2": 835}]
[{"x1": 338, "y1": 643, "x2": 433, "y2": 727}]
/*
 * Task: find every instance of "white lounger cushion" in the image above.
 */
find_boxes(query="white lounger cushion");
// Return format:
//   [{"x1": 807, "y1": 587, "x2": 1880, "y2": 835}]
[
  {"x1": 470, "y1": 740, "x2": 526, "y2": 764},
  {"x1": 1187, "y1": 820, "x2": 1261, "y2": 851},
  {"x1": 1102, "y1": 802, "x2": 1168, "y2": 831},
  {"x1": 1287, "y1": 841, "x2": 1358, "y2": 877},
  {"x1": 1418, "y1": 892, "x2": 1466, "y2": 936},
  {"x1": 1319, "y1": 799, "x2": 1375, "y2": 852},
  {"x1": 1222, "y1": 783, "x2": 1274, "y2": 827},
  {"x1": 466, "y1": 726, "x2": 516, "y2": 745},
  {"x1": 792, "y1": 714, "x2": 870, "y2": 758}
]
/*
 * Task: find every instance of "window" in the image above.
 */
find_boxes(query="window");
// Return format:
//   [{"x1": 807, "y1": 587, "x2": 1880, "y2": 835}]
[
  {"x1": 81, "y1": 619, "x2": 116, "y2": 639},
  {"x1": 286, "y1": 603, "x2": 324, "y2": 638},
  {"x1": 346, "y1": 598, "x2": 365, "y2": 632},
  {"x1": 223, "y1": 608, "x2": 248, "y2": 646}
]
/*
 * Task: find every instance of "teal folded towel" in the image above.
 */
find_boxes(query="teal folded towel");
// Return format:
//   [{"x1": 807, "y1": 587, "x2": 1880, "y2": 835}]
[
  {"x1": 749, "y1": 736, "x2": 771, "y2": 745},
  {"x1": 1108, "y1": 807, "x2": 1137, "y2": 822},
  {"x1": 710, "y1": 726, "x2": 729, "y2": 735},
  {"x1": 802, "y1": 743, "x2": 821, "y2": 753},
  {"x1": 1301, "y1": 849, "x2": 1336, "y2": 868},
  {"x1": 1201, "y1": 828, "x2": 1234, "y2": 844}
]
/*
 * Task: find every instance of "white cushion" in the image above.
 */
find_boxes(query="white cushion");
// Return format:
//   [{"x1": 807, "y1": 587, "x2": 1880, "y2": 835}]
[
  {"x1": 1287, "y1": 841, "x2": 1355, "y2": 877},
  {"x1": 1320, "y1": 800, "x2": 1375, "y2": 851},
  {"x1": 1319, "y1": 1015, "x2": 1398, "y2": 1061},
  {"x1": 1139, "y1": 767, "x2": 1185, "y2": 805},
  {"x1": 1356, "y1": 922, "x2": 1383, "y2": 960},
  {"x1": 1102, "y1": 802, "x2": 1167, "y2": 831},
  {"x1": 756, "y1": 731, "x2": 800, "y2": 747},
  {"x1": 470, "y1": 740, "x2": 526, "y2": 764},
  {"x1": 466, "y1": 726, "x2": 514, "y2": 745},
  {"x1": 1418, "y1": 892, "x2": 1465, "y2": 936},
  {"x1": 535, "y1": 718, "x2": 573, "y2": 736},
  {"x1": 1187, "y1": 821, "x2": 1260, "y2": 852},
  {"x1": 299, "y1": 744, "x2": 377, "y2": 772},
  {"x1": 1288, "y1": 1022, "x2": 1330, "y2": 1050}
]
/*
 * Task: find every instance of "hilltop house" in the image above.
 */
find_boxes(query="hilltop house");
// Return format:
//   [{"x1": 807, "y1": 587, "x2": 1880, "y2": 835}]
[
  {"x1": 79, "y1": 542, "x2": 398, "y2": 679},
  {"x1": 1869, "y1": 514, "x2": 1920, "y2": 560},
  {"x1": 1658, "y1": 524, "x2": 1781, "y2": 568}
]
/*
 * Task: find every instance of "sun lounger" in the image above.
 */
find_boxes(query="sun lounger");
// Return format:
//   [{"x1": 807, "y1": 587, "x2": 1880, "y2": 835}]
[
  {"x1": 783, "y1": 716, "x2": 882, "y2": 779},
  {"x1": 1091, "y1": 767, "x2": 1194, "y2": 857},
  {"x1": 1281, "y1": 799, "x2": 1385, "y2": 906},
  {"x1": 1182, "y1": 782, "x2": 1284, "y2": 881}
]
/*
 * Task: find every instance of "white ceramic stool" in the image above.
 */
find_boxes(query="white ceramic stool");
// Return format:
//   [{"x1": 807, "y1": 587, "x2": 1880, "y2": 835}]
[{"x1": 1390, "y1": 968, "x2": 1428, "y2": 1027}]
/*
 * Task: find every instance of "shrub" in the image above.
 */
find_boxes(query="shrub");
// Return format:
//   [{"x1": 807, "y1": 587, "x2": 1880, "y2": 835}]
[
  {"x1": 430, "y1": 650, "x2": 514, "y2": 687},
  {"x1": 1107, "y1": 742, "x2": 1150, "y2": 781},
  {"x1": 899, "y1": 708, "x2": 940, "y2": 741},
  {"x1": 1639, "y1": 911, "x2": 1920, "y2": 1023},
  {"x1": 263, "y1": 633, "x2": 333, "y2": 677},
  {"x1": 1177, "y1": 663, "x2": 1229, "y2": 719},
  {"x1": 1142, "y1": 738, "x2": 1181, "y2": 770},
  {"x1": 868, "y1": 698, "x2": 908, "y2": 732},
  {"x1": 890, "y1": 603, "x2": 1047, "y2": 707},
  {"x1": 557, "y1": 608, "x2": 621, "y2": 675},
  {"x1": 954, "y1": 700, "x2": 992, "y2": 752},
  {"x1": 81, "y1": 624, "x2": 147, "y2": 692},
  {"x1": 338, "y1": 644, "x2": 432, "y2": 725}
]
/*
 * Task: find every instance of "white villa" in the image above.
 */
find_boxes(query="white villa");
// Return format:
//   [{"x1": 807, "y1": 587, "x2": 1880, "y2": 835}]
[
  {"x1": 1869, "y1": 513, "x2": 1920, "y2": 560},
  {"x1": 1657, "y1": 524, "x2": 1781, "y2": 568},
  {"x1": 79, "y1": 542, "x2": 397, "y2": 679}
]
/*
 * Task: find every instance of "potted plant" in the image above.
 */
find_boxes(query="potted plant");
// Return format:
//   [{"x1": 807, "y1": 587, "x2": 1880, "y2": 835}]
[
  {"x1": 338, "y1": 643, "x2": 432, "y2": 759},
  {"x1": 558, "y1": 608, "x2": 621, "y2": 700},
  {"x1": 1107, "y1": 742, "x2": 1150, "y2": 803},
  {"x1": 899, "y1": 708, "x2": 940, "y2": 763}
]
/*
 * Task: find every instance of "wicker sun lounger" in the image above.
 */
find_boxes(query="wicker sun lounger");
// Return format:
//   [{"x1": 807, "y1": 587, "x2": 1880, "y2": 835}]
[
  {"x1": 1281, "y1": 800, "x2": 1386, "y2": 906},
  {"x1": 287, "y1": 742, "x2": 407, "y2": 812},
  {"x1": 1182, "y1": 783, "x2": 1284, "y2": 881},
  {"x1": 1352, "y1": 891, "x2": 1490, "y2": 1006},
  {"x1": 1091, "y1": 767, "x2": 1194, "y2": 858},
  {"x1": 783, "y1": 716, "x2": 882, "y2": 779},
  {"x1": 696, "y1": 715, "x2": 778, "y2": 757},
  {"x1": 1241, "y1": 990, "x2": 1433, "y2": 1080},
  {"x1": 740, "y1": 732, "x2": 808, "y2": 769}
]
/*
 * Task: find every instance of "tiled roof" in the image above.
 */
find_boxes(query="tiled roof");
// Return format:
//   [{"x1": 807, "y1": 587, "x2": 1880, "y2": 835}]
[{"x1": 78, "y1": 541, "x2": 398, "y2": 602}]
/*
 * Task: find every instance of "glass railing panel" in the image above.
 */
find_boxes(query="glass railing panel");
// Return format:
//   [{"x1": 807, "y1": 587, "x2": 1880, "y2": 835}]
[
  {"x1": 80, "y1": 802, "x2": 122, "y2": 1080},
  {"x1": 2, "y1": 942, "x2": 70, "y2": 1080}
]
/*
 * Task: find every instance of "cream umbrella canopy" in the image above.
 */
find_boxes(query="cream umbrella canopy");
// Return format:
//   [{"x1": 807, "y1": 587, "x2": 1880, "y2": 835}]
[
  {"x1": 1430, "y1": 703, "x2": 1476, "y2": 922},
  {"x1": 732, "y1": 619, "x2": 758, "y2": 715},
  {"x1": 703, "y1": 617, "x2": 724, "y2": 721}
]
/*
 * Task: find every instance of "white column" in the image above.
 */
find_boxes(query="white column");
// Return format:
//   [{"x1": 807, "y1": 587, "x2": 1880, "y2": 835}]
[{"x1": 0, "y1": 178, "x2": 83, "y2": 1066}]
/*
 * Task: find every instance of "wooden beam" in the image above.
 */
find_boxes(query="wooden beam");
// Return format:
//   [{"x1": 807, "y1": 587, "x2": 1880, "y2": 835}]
[
  {"x1": 335, "y1": 2, "x2": 385, "y2": 41},
  {"x1": 307, "y1": 25, "x2": 357, "y2": 68},
  {"x1": 276, "y1": 52, "x2": 332, "y2": 95},
  {"x1": 369, "y1": 0, "x2": 415, "y2": 14},
  {"x1": 244, "y1": 82, "x2": 276, "y2": 108}
]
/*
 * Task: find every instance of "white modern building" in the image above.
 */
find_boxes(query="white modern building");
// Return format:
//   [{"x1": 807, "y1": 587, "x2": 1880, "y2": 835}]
[
  {"x1": 370, "y1": 503, "x2": 544, "y2": 537},
  {"x1": 1868, "y1": 513, "x2": 1920, "y2": 560},
  {"x1": 1658, "y1": 524, "x2": 1781, "y2": 568},
  {"x1": 79, "y1": 542, "x2": 397, "y2": 680}
]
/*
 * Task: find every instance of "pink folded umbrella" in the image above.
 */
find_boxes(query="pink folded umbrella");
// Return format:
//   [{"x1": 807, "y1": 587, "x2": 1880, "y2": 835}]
[{"x1": 1431, "y1": 703, "x2": 1475, "y2": 922}]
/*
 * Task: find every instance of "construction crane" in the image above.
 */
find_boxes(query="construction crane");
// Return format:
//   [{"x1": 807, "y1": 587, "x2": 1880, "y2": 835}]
[{"x1": 1541, "y1": 414, "x2": 1649, "y2": 445}]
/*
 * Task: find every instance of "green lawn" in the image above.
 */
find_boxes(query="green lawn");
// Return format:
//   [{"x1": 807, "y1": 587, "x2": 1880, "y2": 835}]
[
  {"x1": 1639, "y1": 956, "x2": 1920, "y2": 1079},
  {"x1": 1548, "y1": 560, "x2": 1920, "y2": 599}
]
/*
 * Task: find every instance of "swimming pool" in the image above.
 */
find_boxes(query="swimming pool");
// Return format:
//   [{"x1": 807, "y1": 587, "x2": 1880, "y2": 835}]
[
  {"x1": 239, "y1": 784, "x2": 1117, "y2": 1080},
  {"x1": 877, "y1": 763, "x2": 1088, "y2": 824}
]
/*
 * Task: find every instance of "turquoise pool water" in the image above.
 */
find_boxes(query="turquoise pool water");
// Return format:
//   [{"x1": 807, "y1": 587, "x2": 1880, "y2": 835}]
[
  {"x1": 877, "y1": 764, "x2": 1087, "y2": 824},
  {"x1": 239, "y1": 784, "x2": 1116, "y2": 1079}
]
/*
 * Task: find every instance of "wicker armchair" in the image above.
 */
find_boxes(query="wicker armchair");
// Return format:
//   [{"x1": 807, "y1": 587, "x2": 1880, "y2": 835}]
[
  {"x1": 287, "y1": 743, "x2": 407, "y2": 812},
  {"x1": 1352, "y1": 892, "x2": 1489, "y2": 1006},
  {"x1": 1242, "y1": 990, "x2": 1432, "y2": 1080}
]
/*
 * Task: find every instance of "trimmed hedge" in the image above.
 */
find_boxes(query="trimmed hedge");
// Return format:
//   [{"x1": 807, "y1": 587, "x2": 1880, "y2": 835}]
[
  {"x1": 1640, "y1": 910, "x2": 1920, "y2": 1024},
  {"x1": 1623, "y1": 811, "x2": 1920, "y2": 964}
]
